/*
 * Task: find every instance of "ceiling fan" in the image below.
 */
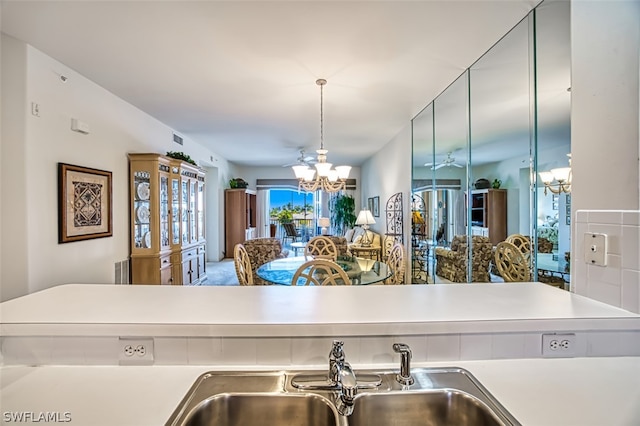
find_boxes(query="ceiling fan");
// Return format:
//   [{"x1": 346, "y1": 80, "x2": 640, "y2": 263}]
[
  {"x1": 281, "y1": 149, "x2": 317, "y2": 168},
  {"x1": 424, "y1": 152, "x2": 464, "y2": 170}
]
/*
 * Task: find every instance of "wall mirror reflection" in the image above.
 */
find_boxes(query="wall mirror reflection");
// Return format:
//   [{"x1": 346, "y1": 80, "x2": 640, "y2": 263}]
[{"x1": 411, "y1": 0, "x2": 571, "y2": 287}]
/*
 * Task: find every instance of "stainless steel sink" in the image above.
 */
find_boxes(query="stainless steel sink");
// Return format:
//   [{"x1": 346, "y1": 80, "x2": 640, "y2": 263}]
[
  {"x1": 349, "y1": 390, "x2": 504, "y2": 426},
  {"x1": 166, "y1": 368, "x2": 520, "y2": 426},
  {"x1": 181, "y1": 393, "x2": 339, "y2": 426}
]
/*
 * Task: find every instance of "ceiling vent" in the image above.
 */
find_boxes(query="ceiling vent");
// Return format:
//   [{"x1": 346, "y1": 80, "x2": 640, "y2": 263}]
[{"x1": 173, "y1": 133, "x2": 183, "y2": 145}]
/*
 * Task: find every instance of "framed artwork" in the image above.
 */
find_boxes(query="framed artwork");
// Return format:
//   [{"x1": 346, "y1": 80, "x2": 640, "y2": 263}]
[
  {"x1": 552, "y1": 194, "x2": 558, "y2": 210},
  {"x1": 367, "y1": 197, "x2": 374, "y2": 213},
  {"x1": 58, "y1": 163, "x2": 113, "y2": 243},
  {"x1": 372, "y1": 196, "x2": 380, "y2": 217}
]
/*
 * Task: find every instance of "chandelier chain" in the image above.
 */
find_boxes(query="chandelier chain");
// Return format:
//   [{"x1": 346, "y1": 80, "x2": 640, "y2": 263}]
[
  {"x1": 319, "y1": 79, "x2": 324, "y2": 151},
  {"x1": 292, "y1": 78, "x2": 350, "y2": 193}
]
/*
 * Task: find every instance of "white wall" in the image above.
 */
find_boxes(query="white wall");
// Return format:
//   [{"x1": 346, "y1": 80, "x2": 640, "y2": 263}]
[
  {"x1": 360, "y1": 124, "x2": 412, "y2": 278},
  {"x1": 0, "y1": 35, "x2": 234, "y2": 300},
  {"x1": 570, "y1": 1, "x2": 640, "y2": 308}
]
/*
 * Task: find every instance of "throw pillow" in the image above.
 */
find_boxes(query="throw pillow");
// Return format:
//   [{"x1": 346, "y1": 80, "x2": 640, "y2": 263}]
[{"x1": 344, "y1": 228, "x2": 355, "y2": 242}]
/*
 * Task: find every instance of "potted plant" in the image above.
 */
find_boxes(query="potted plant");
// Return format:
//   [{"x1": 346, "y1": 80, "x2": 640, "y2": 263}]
[
  {"x1": 166, "y1": 151, "x2": 197, "y2": 166},
  {"x1": 330, "y1": 194, "x2": 356, "y2": 236},
  {"x1": 229, "y1": 178, "x2": 248, "y2": 189}
]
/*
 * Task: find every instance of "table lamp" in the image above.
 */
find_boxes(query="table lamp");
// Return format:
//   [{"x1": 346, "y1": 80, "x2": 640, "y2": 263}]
[
  {"x1": 318, "y1": 217, "x2": 330, "y2": 235},
  {"x1": 355, "y1": 209, "x2": 376, "y2": 247}
]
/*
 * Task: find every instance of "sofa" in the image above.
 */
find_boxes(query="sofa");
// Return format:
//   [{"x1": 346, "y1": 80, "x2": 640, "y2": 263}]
[
  {"x1": 343, "y1": 226, "x2": 382, "y2": 251},
  {"x1": 435, "y1": 235, "x2": 493, "y2": 283}
]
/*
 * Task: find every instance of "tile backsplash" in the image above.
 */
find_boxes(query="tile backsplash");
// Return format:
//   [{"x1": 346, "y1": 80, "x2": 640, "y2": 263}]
[
  {"x1": 3, "y1": 331, "x2": 640, "y2": 366},
  {"x1": 574, "y1": 210, "x2": 640, "y2": 313}
]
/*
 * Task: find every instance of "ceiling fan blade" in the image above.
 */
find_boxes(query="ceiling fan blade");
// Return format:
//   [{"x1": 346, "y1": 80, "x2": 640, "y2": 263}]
[
  {"x1": 452, "y1": 163, "x2": 464, "y2": 168},
  {"x1": 433, "y1": 163, "x2": 446, "y2": 170}
]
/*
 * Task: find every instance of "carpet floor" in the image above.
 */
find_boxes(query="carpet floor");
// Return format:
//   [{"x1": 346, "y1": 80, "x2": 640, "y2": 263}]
[{"x1": 204, "y1": 260, "x2": 239, "y2": 286}]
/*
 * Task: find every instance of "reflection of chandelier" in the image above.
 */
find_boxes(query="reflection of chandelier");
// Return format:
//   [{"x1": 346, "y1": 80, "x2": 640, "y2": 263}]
[
  {"x1": 539, "y1": 153, "x2": 571, "y2": 195},
  {"x1": 292, "y1": 79, "x2": 351, "y2": 192}
]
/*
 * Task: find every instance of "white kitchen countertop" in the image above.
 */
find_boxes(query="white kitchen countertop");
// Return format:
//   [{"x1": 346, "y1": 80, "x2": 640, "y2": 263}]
[
  {"x1": 1, "y1": 283, "x2": 639, "y2": 337},
  {"x1": 1, "y1": 357, "x2": 639, "y2": 426}
]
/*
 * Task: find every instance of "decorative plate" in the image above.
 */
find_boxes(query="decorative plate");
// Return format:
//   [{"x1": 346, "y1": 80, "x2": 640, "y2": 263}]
[
  {"x1": 136, "y1": 205, "x2": 150, "y2": 223},
  {"x1": 136, "y1": 182, "x2": 150, "y2": 200},
  {"x1": 143, "y1": 231, "x2": 152, "y2": 248}
]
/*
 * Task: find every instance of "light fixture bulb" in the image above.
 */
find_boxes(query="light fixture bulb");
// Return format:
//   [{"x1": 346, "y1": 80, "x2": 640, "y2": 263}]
[
  {"x1": 551, "y1": 167, "x2": 571, "y2": 183},
  {"x1": 335, "y1": 166, "x2": 351, "y2": 180},
  {"x1": 292, "y1": 165, "x2": 309, "y2": 179}
]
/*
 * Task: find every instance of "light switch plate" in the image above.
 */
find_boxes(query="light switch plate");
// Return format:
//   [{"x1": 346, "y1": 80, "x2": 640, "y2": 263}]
[{"x1": 584, "y1": 232, "x2": 607, "y2": 266}]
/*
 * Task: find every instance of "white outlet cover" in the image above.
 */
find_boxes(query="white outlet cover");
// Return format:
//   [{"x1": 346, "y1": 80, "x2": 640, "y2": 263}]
[
  {"x1": 542, "y1": 333, "x2": 576, "y2": 358},
  {"x1": 118, "y1": 337, "x2": 154, "y2": 365},
  {"x1": 583, "y1": 232, "x2": 607, "y2": 266}
]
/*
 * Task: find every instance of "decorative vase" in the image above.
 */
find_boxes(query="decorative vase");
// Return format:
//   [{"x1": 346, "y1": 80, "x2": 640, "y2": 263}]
[{"x1": 492, "y1": 179, "x2": 502, "y2": 189}]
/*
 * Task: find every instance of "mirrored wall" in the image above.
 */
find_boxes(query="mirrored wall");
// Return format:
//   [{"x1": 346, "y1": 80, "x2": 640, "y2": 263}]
[{"x1": 411, "y1": 0, "x2": 571, "y2": 286}]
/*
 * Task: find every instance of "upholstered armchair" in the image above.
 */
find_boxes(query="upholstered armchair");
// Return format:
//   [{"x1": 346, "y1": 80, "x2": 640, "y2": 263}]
[
  {"x1": 435, "y1": 235, "x2": 493, "y2": 283},
  {"x1": 325, "y1": 236, "x2": 351, "y2": 257},
  {"x1": 243, "y1": 237, "x2": 289, "y2": 285}
]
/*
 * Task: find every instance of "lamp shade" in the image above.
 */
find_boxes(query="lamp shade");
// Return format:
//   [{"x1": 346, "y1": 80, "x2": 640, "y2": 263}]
[
  {"x1": 538, "y1": 171, "x2": 554, "y2": 184},
  {"x1": 551, "y1": 167, "x2": 571, "y2": 183},
  {"x1": 355, "y1": 209, "x2": 375, "y2": 226},
  {"x1": 292, "y1": 165, "x2": 309, "y2": 179},
  {"x1": 318, "y1": 217, "x2": 330, "y2": 227}
]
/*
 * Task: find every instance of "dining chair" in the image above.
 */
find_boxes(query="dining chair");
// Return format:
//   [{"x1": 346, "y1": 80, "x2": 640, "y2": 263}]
[
  {"x1": 291, "y1": 259, "x2": 351, "y2": 286},
  {"x1": 243, "y1": 237, "x2": 288, "y2": 285},
  {"x1": 494, "y1": 241, "x2": 531, "y2": 282},
  {"x1": 506, "y1": 234, "x2": 532, "y2": 262},
  {"x1": 233, "y1": 243, "x2": 254, "y2": 285},
  {"x1": 385, "y1": 243, "x2": 405, "y2": 284},
  {"x1": 304, "y1": 236, "x2": 338, "y2": 261}
]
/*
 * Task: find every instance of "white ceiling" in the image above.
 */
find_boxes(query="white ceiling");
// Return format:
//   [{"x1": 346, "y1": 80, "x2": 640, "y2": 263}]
[{"x1": 1, "y1": 0, "x2": 542, "y2": 167}]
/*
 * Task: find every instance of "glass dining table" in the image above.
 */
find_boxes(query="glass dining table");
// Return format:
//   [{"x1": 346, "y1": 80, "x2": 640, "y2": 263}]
[{"x1": 256, "y1": 256, "x2": 392, "y2": 285}]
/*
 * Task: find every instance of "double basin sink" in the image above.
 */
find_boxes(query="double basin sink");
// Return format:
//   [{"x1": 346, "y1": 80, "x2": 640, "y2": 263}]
[{"x1": 165, "y1": 367, "x2": 521, "y2": 426}]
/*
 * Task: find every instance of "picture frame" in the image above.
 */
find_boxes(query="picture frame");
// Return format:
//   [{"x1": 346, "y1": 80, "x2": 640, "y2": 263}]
[
  {"x1": 552, "y1": 194, "x2": 558, "y2": 210},
  {"x1": 58, "y1": 163, "x2": 113, "y2": 243},
  {"x1": 367, "y1": 197, "x2": 374, "y2": 213},
  {"x1": 372, "y1": 196, "x2": 380, "y2": 217}
]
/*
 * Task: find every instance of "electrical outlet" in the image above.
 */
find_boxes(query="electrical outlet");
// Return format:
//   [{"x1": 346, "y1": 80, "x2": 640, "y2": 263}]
[
  {"x1": 542, "y1": 333, "x2": 576, "y2": 358},
  {"x1": 119, "y1": 337, "x2": 154, "y2": 365}
]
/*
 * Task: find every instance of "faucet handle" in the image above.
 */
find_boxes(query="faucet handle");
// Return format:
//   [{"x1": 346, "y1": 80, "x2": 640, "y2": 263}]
[
  {"x1": 335, "y1": 362, "x2": 358, "y2": 416},
  {"x1": 393, "y1": 343, "x2": 414, "y2": 386},
  {"x1": 330, "y1": 340, "x2": 345, "y2": 360}
]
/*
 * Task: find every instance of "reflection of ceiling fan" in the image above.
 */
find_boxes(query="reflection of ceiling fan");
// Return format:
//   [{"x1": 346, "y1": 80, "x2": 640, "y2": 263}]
[
  {"x1": 424, "y1": 152, "x2": 464, "y2": 170},
  {"x1": 281, "y1": 149, "x2": 317, "y2": 167}
]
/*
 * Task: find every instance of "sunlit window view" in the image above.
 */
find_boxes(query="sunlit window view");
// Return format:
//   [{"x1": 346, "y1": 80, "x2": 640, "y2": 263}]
[{"x1": 269, "y1": 189, "x2": 316, "y2": 250}]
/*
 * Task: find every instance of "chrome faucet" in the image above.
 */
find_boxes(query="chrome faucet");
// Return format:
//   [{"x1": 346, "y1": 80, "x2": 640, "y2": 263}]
[
  {"x1": 335, "y1": 361, "x2": 358, "y2": 416},
  {"x1": 328, "y1": 340, "x2": 345, "y2": 386},
  {"x1": 393, "y1": 343, "x2": 414, "y2": 386},
  {"x1": 328, "y1": 340, "x2": 358, "y2": 416}
]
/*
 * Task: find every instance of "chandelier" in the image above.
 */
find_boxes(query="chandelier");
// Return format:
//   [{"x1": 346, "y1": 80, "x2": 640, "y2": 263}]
[
  {"x1": 539, "y1": 153, "x2": 572, "y2": 195},
  {"x1": 292, "y1": 79, "x2": 351, "y2": 192}
]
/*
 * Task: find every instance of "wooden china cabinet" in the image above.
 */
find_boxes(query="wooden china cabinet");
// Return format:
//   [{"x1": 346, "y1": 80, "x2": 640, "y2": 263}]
[{"x1": 128, "y1": 153, "x2": 206, "y2": 285}]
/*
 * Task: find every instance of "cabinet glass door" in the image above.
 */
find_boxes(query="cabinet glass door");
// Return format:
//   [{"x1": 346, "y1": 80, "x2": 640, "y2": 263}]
[
  {"x1": 172, "y1": 178, "x2": 180, "y2": 245},
  {"x1": 181, "y1": 179, "x2": 189, "y2": 244},
  {"x1": 133, "y1": 171, "x2": 152, "y2": 249},
  {"x1": 159, "y1": 174, "x2": 170, "y2": 249},
  {"x1": 197, "y1": 181, "x2": 205, "y2": 241},
  {"x1": 190, "y1": 180, "x2": 197, "y2": 243}
]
